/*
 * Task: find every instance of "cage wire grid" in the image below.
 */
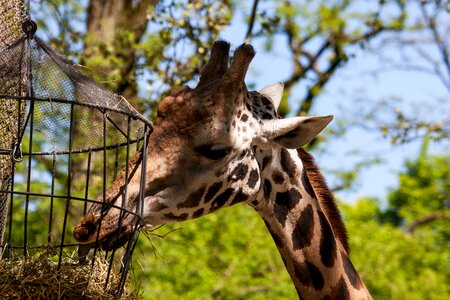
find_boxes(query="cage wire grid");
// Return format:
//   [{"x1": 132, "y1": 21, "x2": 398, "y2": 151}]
[{"x1": 0, "y1": 2, "x2": 152, "y2": 298}]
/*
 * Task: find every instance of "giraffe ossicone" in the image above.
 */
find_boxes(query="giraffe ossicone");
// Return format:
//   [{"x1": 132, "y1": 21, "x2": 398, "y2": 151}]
[{"x1": 74, "y1": 41, "x2": 372, "y2": 299}]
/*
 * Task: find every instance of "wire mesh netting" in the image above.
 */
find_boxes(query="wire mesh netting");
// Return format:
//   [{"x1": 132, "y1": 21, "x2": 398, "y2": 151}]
[{"x1": 0, "y1": 1, "x2": 152, "y2": 298}]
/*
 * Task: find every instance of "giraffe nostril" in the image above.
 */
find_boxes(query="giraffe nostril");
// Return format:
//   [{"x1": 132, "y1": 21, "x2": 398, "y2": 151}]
[{"x1": 73, "y1": 214, "x2": 98, "y2": 242}]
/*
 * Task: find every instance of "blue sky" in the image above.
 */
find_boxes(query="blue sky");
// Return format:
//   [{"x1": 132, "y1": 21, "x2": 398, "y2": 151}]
[
  {"x1": 34, "y1": 1, "x2": 448, "y2": 204},
  {"x1": 219, "y1": 3, "x2": 449, "y2": 204}
]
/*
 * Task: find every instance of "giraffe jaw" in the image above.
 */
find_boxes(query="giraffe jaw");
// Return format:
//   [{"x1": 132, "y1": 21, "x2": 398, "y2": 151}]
[
  {"x1": 73, "y1": 212, "x2": 136, "y2": 251},
  {"x1": 76, "y1": 225, "x2": 135, "y2": 263},
  {"x1": 75, "y1": 225, "x2": 135, "y2": 252}
]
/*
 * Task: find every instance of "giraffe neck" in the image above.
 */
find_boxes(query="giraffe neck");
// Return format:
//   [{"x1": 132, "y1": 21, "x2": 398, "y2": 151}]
[{"x1": 252, "y1": 147, "x2": 372, "y2": 299}]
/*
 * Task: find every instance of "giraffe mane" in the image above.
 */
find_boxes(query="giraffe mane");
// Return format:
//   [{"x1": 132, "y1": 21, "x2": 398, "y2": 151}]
[{"x1": 297, "y1": 148, "x2": 350, "y2": 254}]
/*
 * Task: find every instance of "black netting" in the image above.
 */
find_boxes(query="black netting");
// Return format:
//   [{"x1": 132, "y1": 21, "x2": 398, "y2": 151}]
[
  {"x1": 0, "y1": 37, "x2": 150, "y2": 154},
  {"x1": 0, "y1": 3, "x2": 151, "y2": 297}
]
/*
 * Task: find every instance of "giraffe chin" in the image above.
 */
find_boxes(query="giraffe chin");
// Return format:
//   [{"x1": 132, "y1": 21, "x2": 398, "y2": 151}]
[
  {"x1": 76, "y1": 226, "x2": 134, "y2": 264},
  {"x1": 99, "y1": 226, "x2": 135, "y2": 251}
]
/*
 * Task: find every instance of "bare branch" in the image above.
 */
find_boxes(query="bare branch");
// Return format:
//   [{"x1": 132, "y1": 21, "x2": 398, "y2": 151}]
[
  {"x1": 405, "y1": 211, "x2": 450, "y2": 234},
  {"x1": 244, "y1": 0, "x2": 259, "y2": 44},
  {"x1": 419, "y1": 1, "x2": 450, "y2": 91},
  {"x1": 297, "y1": 44, "x2": 346, "y2": 115},
  {"x1": 419, "y1": 1, "x2": 450, "y2": 73}
]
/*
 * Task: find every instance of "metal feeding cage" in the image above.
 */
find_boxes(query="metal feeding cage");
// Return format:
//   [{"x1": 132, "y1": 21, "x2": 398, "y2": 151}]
[{"x1": 0, "y1": 6, "x2": 151, "y2": 299}]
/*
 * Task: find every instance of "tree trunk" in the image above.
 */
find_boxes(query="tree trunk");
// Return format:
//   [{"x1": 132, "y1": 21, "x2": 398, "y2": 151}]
[
  {"x1": 83, "y1": 0, "x2": 158, "y2": 106},
  {"x1": 70, "y1": 0, "x2": 157, "y2": 203},
  {"x1": 0, "y1": 0, "x2": 27, "y2": 245}
]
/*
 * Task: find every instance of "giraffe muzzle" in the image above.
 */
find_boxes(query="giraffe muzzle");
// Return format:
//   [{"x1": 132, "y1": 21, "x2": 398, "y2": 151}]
[
  {"x1": 73, "y1": 213, "x2": 98, "y2": 243},
  {"x1": 73, "y1": 212, "x2": 135, "y2": 251}
]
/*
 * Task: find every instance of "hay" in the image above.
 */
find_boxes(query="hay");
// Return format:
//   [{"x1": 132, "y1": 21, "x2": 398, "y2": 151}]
[{"x1": 0, "y1": 248, "x2": 140, "y2": 299}]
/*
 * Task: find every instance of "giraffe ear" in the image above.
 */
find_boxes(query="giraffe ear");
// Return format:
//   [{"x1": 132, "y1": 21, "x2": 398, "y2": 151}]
[
  {"x1": 260, "y1": 115, "x2": 333, "y2": 149},
  {"x1": 258, "y1": 82, "x2": 284, "y2": 110}
]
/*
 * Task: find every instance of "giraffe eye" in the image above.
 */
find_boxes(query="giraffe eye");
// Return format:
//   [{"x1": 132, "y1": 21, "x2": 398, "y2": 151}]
[{"x1": 196, "y1": 144, "x2": 231, "y2": 160}]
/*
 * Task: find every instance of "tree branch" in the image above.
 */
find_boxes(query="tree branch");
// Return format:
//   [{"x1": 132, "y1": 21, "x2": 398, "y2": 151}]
[
  {"x1": 405, "y1": 211, "x2": 450, "y2": 234},
  {"x1": 83, "y1": 0, "x2": 158, "y2": 105},
  {"x1": 244, "y1": 0, "x2": 259, "y2": 43},
  {"x1": 297, "y1": 44, "x2": 346, "y2": 115},
  {"x1": 419, "y1": 1, "x2": 450, "y2": 91}
]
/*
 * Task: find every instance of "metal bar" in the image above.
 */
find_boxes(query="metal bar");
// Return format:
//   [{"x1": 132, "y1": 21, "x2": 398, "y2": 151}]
[
  {"x1": 0, "y1": 138, "x2": 144, "y2": 156},
  {"x1": 106, "y1": 116, "x2": 133, "y2": 288},
  {"x1": 113, "y1": 144, "x2": 119, "y2": 181},
  {"x1": 58, "y1": 102, "x2": 75, "y2": 269},
  {"x1": 0, "y1": 190, "x2": 143, "y2": 218},
  {"x1": 48, "y1": 153, "x2": 56, "y2": 243},
  {"x1": 6, "y1": 158, "x2": 16, "y2": 260},
  {"x1": 83, "y1": 150, "x2": 92, "y2": 215},
  {"x1": 105, "y1": 113, "x2": 129, "y2": 139},
  {"x1": 7, "y1": 243, "x2": 80, "y2": 249},
  {"x1": 118, "y1": 124, "x2": 150, "y2": 297},
  {"x1": 117, "y1": 230, "x2": 140, "y2": 298},
  {"x1": 138, "y1": 125, "x2": 150, "y2": 219},
  {"x1": 23, "y1": 32, "x2": 34, "y2": 259},
  {"x1": 91, "y1": 111, "x2": 108, "y2": 267},
  {"x1": 5, "y1": 37, "x2": 25, "y2": 256}
]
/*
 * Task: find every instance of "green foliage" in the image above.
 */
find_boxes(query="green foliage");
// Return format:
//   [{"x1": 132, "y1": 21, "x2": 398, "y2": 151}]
[
  {"x1": 341, "y1": 140, "x2": 450, "y2": 299},
  {"x1": 342, "y1": 198, "x2": 449, "y2": 299},
  {"x1": 132, "y1": 205, "x2": 296, "y2": 299},
  {"x1": 130, "y1": 142, "x2": 450, "y2": 299},
  {"x1": 386, "y1": 140, "x2": 450, "y2": 227},
  {"x1": 8, "y1": 1, "x2": 448, "y2": 298}
]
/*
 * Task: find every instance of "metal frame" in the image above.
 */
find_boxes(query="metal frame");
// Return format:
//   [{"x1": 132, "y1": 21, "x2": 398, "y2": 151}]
[{"x1": 0, "y1": 18, "x2": 152, "y2": 298}]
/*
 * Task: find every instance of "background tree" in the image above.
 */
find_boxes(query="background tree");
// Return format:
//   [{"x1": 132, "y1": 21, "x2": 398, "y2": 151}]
[
  {"x1": 0, "y1": 0, "x2": 27, "y2": 245},
  {"x1": 342, "y1": 141, "x2": 450, "y2": 299},
  {"x1": 1, "y1": 0, "x2": 448, "y2": 298}
]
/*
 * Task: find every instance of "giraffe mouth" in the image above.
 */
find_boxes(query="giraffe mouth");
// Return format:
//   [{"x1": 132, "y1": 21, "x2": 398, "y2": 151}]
[{"x1": 74, "y1": 213, "x2": 136, "y2": 253}]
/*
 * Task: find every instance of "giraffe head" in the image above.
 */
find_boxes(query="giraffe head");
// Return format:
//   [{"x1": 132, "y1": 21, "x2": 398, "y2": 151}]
[{"x1": 73, "y1": 41, "x2": 332, "y2": 250}]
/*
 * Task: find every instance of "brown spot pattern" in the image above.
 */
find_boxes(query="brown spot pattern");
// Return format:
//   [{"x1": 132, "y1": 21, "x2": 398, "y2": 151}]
[
  {"x1": 301, "y1": 168, "x2": 315, "y2": 198},
  {"x1": 163, "y1": 213, "x2": 188, "y2": 221},
  {"x1": 228, "y1": 163, "x2": 248, "y2": 182},
  {"x1": 274, "y1": 188, "x2": 301, "y2": 227},
  {"x1": 294, "y1": 261, "x2": 325, "y2": 291},
  {"x1": 230, "y1": 189, "x2": 248, "y2": 205},
  {"x1": 147, "y1": 201, "x2": 168, "y2": 212},
  {"x1": 192, "y1": 208, "x2": 205, "y2": 219},
  {"x1": 204, "y1": 182, "x2": 223, "y2": 203},
  {"x1": 318, "y1": 211, "x2": 337, "y2": 268},
  {"x1": 263, "y1": 179, "x2": 272, "y2": 199},
  {"x1": 177, "y1": 186, "x2": 206, "y2": 208},
  {"x1": 261, "y1": 156, "x2": 272, "y2": 170},
  {"x1": 272, "y1": 170, "x2": 284, "y2": 185},
  {"x1": 323, "y1": 276, "x2": 350, "y2": 300},
  {"x1": 341, "y1": 251, "x2": 363, "y2": 289},
  {"x1": 210, "y1": 188, "x2": 234, "y2": 212},
  {"x1": 261, "y1": 96, "x2": 272, "y2": 107},
  {"x1": 292, "y1": 204, "x2": 314, "y2": 250},
  {"x1": 297, "y1": 149, "x2": 350, "y2": 253},
  {"x1": 247, "y1": 169, "x2": 259, "y2": 189},
  {"x1": 264, "y1": 220, "x2": 284, "y2": 249},
  {"x1": 280, "y1": 148, "x2": 297, "y2": 178}
]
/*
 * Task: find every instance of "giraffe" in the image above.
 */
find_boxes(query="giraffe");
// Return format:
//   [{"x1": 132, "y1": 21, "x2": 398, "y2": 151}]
[{"x1": 74, "y1": 41, "x2": 372, "y2": 299}]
